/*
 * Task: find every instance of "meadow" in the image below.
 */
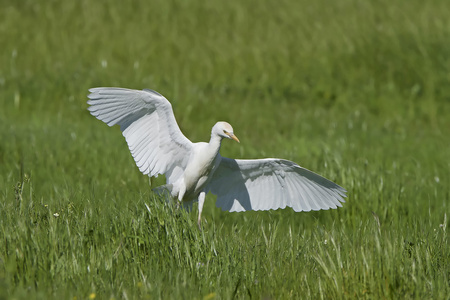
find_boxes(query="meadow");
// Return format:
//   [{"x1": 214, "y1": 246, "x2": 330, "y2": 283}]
[{"x1": 1, "y1": 0, "x2": 449, "y2": 299}]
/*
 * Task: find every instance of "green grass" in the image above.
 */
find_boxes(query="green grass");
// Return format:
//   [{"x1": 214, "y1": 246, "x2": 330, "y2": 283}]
[{"x1": 1, "y1": 0, "x2": 449, "y2": 299}]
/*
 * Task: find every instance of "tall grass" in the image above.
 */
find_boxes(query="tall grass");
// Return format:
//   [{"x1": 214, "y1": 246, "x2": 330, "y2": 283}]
[{"x1": 1, "y1": 0, "x2": 449, "y2": 299}]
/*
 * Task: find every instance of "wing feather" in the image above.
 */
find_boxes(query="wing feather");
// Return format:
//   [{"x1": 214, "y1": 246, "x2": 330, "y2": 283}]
[
  {"x1": 288, "y1": 177, "x2": 304, "y2": 212},
  {"x1": 87, "y1": 87, "x2": 192, "y2": 183},
  {"x1": 284, "y1": 176, "x2": 298, "y2": 210},
  {"x1": 205, "y1": 157, "x2": 346, "y2": 213}
]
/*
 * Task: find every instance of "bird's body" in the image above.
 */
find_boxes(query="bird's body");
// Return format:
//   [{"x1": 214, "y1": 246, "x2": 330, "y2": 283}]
[
  {"x1": 87, "y1": 87, "x2": 347, "y2": 226},
  {"x1": 181, "y1": 141, "x2": 220, "y2": 200},
  {"x1": 170, "y1": 140, "x2": 219, "y2": 202}
]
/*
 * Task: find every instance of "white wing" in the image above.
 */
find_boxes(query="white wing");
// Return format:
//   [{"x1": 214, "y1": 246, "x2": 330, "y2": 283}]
[
  {"x1": 87, "y1": 87, "x2": 192, "y2": 183},
  {"x1": 205, "y1": 157, "x2": 346, "y2": 212}
]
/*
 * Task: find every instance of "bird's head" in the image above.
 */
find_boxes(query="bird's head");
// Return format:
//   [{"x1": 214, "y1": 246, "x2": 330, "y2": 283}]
[{"x1": 213, "y1": 121, "x2": 240, "y2": 143}]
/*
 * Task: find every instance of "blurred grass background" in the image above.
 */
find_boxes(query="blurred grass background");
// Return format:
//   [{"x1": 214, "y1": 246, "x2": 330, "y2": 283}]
[{"x1": 1, "y1": 0, "x2": 449, "y2": 299}]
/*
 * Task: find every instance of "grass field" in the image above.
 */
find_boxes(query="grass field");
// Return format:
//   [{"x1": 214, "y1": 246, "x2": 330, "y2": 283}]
[{"x1": 1, "y1": 0, "x2": 449, "y2": 299}]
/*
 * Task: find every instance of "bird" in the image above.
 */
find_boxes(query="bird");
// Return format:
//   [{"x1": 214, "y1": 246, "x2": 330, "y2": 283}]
[{"x1": 87, "y1": 87, "x2": 346, "y2": 227}]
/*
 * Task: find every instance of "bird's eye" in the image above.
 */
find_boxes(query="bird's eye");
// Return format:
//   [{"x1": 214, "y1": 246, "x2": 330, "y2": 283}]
[{"x1": 223, "y1": 130, "x2": 228, "y2": 134}]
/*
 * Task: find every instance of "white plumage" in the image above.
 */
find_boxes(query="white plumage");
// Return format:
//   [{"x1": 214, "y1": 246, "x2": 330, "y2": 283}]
[{"x1": 87, "y1": 87, "x2": 346, "y2": 226}]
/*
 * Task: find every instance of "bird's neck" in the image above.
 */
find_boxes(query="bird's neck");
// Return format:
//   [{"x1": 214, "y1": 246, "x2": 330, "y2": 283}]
[{"x1": 208, "y1": 133, "x2": 223, "y2": 154}]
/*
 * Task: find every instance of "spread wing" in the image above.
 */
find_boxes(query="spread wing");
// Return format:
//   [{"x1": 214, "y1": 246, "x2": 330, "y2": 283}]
[
  {"x1": 87, "y1": 87, "x2": 192, "y2": 183},
  {"x1": 205, "y1": 157, "x2": 346, "y2": 212}
]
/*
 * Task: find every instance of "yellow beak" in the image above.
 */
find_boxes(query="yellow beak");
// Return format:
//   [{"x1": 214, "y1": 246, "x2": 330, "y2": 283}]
[{"x1": 229, "y1": 134, "x2": 240, "y2": 143}]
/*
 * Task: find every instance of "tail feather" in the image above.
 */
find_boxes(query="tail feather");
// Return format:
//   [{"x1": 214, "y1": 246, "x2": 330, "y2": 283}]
[
  {"x1": 152, "y1": 184, "x2": 193, "y2": 212},
  {"x1": 152, "y1": 184, "x2": 174, "y2": 199}
]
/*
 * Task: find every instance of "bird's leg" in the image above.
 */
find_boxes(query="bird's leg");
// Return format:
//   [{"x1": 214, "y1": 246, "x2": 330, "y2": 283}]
[
  {"x1": 197, "y1": 192, "x2": 206, "y2": 230},
  {"x1": 177, "y1": 184, "x2": 186, "y2": 202},
  {"x1": 177, "y1": 184, "x2": 186, "y2": 210}
]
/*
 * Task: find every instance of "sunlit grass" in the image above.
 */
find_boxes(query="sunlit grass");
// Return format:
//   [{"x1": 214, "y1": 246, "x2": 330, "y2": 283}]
[{"x1": 1, "y1": 0, "x2": 449, "y2": 299}]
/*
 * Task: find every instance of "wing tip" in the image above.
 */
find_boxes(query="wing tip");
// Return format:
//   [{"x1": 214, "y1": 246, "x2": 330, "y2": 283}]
[{"x1": 143, "y1": 89, "x2": 163, "y2": 97}]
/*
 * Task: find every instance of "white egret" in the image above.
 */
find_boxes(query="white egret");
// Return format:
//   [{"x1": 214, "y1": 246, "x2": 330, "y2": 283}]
[{"x1": 87, "y1": 88, "x2": 346, "y2": 227}]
